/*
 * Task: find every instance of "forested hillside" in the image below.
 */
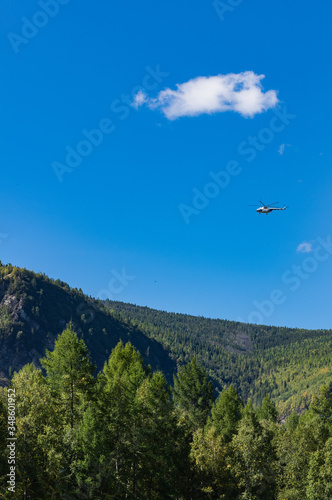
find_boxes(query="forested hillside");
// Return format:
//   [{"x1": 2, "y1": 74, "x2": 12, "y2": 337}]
[
  {"x1": 105, "y1": 301, "x2": 332, "y2": 415},
  {"x1": 0, "y1": 262, "x2": 175, "y2": 384}
]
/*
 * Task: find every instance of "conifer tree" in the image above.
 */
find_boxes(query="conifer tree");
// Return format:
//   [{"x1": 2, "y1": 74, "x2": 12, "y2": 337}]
[
  {"x1": 173, "y1": 357, "x2": 214, "y2": 431},
  {"x1": 134, "y1": 371, "x2": 181, "y2": 497},
  {"x1": 231, "y1": 399, "x2": 278, "y2": 499},
  {"x1": 41, "y1": 324, "x2": 95, "y2": 429},
  {"x1": 210, "y1": 385, "x2": 243, "y2": 442},
  {"x1": 306, "y1": 437, "x2": 332, "y2": 500},
  {"x1": 101, "y1": 342, "x2": 150, "y2": 497},
  {"x1": 257, "y1": 396, "x2": 278, "y2": 423},
  {"x1": 191, "y1": 426, "x2": 236, "y2": 499},
  {"x1": 8, "y1": 364, "x2": 62, "y2": 498},
  {"x1": 311, "y1": 382, "x2": 332, "y2": 422}
]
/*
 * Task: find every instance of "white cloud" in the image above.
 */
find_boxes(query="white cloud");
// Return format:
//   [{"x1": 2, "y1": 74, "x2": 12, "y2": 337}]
[
  {"x1": 133, "y1": 71, "x2": 278, "y2": 120},
  {"x1": 278, "y1": 144, "x2": 285, "y2": 155},
  {"x1": 132, "y1": 90, "x2": 148, "y2": 110},
  {"x1": 297, "y1": 242, "x2": 313, "y2": 253},
  {"x1": 278, "y1": 143, "x2": 291, "y2": 155}
]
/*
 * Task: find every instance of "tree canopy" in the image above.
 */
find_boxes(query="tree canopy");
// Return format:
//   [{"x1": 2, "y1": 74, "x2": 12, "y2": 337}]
[{"x1": 1, "y1": 328, "x2": 332, "y2": 499}]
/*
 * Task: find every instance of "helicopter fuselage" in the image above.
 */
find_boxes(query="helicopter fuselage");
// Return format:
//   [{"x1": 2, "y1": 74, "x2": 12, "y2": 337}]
[
  {"x1": 257, "y1": 207, "x2": 273, "y2": 213},
  {"x1": 257, "y1": 206, "x2": 286, "y2": 214}
]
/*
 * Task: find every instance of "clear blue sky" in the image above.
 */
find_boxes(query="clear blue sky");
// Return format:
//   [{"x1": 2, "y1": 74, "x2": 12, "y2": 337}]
[{"x1": 1, "y1": 0, "x2": 332, "y2": 329}]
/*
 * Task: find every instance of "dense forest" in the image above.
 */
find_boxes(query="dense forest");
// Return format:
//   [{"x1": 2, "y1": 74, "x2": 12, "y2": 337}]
[
  {"x1": 1, "y1": 262, "x2": 332, "y2": 418},
  {"x1": 1, "y1": 326, "x2": 332, "y2": 499},
  {"x1": 104, "y1": 301, "x2": 332, "y2": 415}
]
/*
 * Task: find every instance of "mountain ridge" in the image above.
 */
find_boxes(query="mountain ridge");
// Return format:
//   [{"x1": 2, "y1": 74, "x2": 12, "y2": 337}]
[{"x1": 104, "y1": 299, "x2": 332, "y2": 414}]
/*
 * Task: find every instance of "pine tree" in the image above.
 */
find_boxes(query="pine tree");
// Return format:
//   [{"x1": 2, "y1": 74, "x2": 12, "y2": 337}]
[
  {"x1": 101, "y1": 341, "x2": 149, "y2": 498},
  {"x1": 41, "y1": 324, "x2": 95, "y2": 429},
  {"x1": 306, "y1": 437, "x2": 332, "y2": 499},
  {"x1": 74, "y1": 395, "x2": 113, "y2": 499},
  {"x1": 134, "y1": 371, "x2": 182, "y2": 498},
  {"x1": 8, "y1": 364, "x2": 62, "y2": 498},
  {"x1": 311, "y1": 382, "x2": 332, "y2": 422},
  {"x1": 257, "y1": 396, "x2": 278, "y2": 423},
  {"x1": 210, "y1": 385, "x2": 243, "y2": 442},
  {"x1": 173, "y1": 357, "x2": 214, "y2": 432},
  {"x1": 231, "y1": 400, "x2": 278, "y2": 499},
  {"x1": 191, "y1": 426, "x2": 236, "y2": 499},
  {"x1": 277, "y1": 411, "x2": 329, "y2": 499}
]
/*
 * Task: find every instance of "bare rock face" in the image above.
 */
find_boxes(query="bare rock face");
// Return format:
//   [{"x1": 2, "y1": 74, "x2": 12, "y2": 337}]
[{"x1": 0, "y1": 290, "x2": 42, "y2": 384}]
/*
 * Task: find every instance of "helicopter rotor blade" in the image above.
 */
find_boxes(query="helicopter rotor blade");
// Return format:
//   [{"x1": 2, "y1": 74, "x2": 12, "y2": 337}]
[
  {"x1": 259, "y1": 200, "x2": 265, "y2": 206},
  {"x1": 266, "y1": 202, "x2": 279, "y2": 206}
]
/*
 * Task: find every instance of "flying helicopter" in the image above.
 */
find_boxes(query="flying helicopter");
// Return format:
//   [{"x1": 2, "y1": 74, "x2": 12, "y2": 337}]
[{"x1": 249, "y1": 201, "x2": 287, "y2": 214}]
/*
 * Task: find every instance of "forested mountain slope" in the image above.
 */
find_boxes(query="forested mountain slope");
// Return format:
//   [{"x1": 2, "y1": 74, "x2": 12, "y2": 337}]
[
  {"x1": 105, "y1": 300, "x2": 332, "y2": 415},
  {"x1": 1, "y1": 261, "x2": 331, "y2": 416},
  {"x1": 0, "y1": 263, "x2": 176, "y2": 384}
]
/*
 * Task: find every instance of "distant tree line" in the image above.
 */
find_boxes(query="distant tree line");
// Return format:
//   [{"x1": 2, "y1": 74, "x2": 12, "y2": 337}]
[{"x1": 105, "y1": 300, "x2": 332, "y2": 414}]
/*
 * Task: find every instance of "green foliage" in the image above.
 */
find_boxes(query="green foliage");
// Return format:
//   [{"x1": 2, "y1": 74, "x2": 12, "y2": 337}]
[
  {"x1": 103, "y1": 340, "x2": 149, "y2": 391},
  {"x1": 0, "y1": 263, "x2": 176, "y2": 384},
  {"x1": 257, "y1": 396, "x2": 278, "y2": 423},
  {"x1": 173, "y1": 357, "x2": 214, "y2": 432},
  {"x1": 2, "y1": 262, "x2": 332, "y2": 419},
  {"x1": 2, "y1": 328, "x2": 332, "y2": 498},
  {"x1": 7, "y1": 364, "x2": 63, "y2": 498},
  {"x1": 41, "y1": 325, "x2": 95, "y2": 429},
  {"x1": 231, "y1": 406, "x2": 278, "y2": 499},
  {"x1": 105, "y1": 300, "x2": 332, "y2": 416},
  {"x1": 3, "y1": 263, "x2": 332, "y2": 497},
  {"x1": 311, "y1": 382, "x2": 332, "y2": 422},
  {"x1": 0, "y1": 305, "x2": 13, "y2": 334},
  {"x1": 73, "y1": 401, "x2": 112, "y2": 498},
  {"x1": 277, "y1": 413, "x2": 329, "y2": 499},
  {"x1": 133, "y1": 372, "x2": 183, "y2": 497},
  {"x1": 210, "y1": 385, "x2": 244, "y2": 442},
  {"x1": 306, "y1": 437, "x2": 332, "y2": 499},
  {"x1": 191, "y1": 427, "x2": 236, "y2": 499}
]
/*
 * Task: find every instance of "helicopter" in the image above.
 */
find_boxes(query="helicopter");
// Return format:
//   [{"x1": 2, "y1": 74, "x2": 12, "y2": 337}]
[{"x1": 249, "y1": 200, "x2": 287, "y2": 214}]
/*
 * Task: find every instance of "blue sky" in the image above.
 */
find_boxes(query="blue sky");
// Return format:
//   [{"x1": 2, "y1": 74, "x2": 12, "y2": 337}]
[{"x1": 1, "y1": 0, "x2": 332, "y2": 329}]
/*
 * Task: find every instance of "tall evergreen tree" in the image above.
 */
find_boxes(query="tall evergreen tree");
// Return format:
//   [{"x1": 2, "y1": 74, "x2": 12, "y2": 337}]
[
  {"x1": 7, "y1": 364, "x2": 63, "y2": 499},
  {"x1": 134, "y1": 371, "x2": 183, "y2": 498},
  {"x1": 277, "y1": 411, "x2": 329, "y2": 499},
  {"x1": 41, "y1": 324, "x2": 95, "y2": 429},
  {"x1": 173, "y1": 357, "x2": 214, "y2": 431},
  {"x1": 101, "y1": 342, "x2": 150, "y2": 498},
  {"x1": 74, "y1": 394, "x2": 113, "y2": 499},
  {"x1": 231, "y1": 400, "x2": 278, "y2": 499},
  {"x1": 210, "y1": 385, "x2": 243, "y2": 442},
  {"x1": 311, "y1": 382, "x2": 332, "y2": 422},
  {"x1": 257, "y1": 396, "x2": 278, "y2": 423},
  {"x1": 191, "y1": 426, "x2": 236, "y2": 499}
]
